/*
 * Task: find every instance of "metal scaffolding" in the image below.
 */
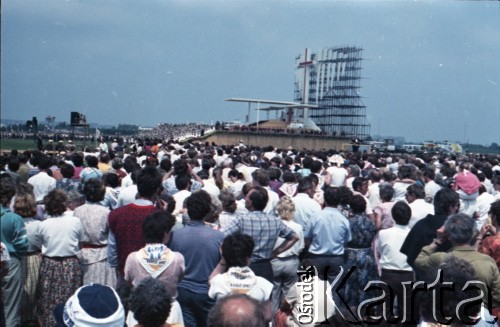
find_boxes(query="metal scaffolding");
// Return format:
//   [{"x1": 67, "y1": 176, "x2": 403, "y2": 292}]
[{"x1": 294, "y1": 46, "x2": 370, "y2": 138}]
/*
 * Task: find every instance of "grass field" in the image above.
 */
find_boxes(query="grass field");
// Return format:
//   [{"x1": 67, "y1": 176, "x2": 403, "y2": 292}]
[
  {"x1": 1, "y1": 137, "x2": 496, "y2": 155},
  {"x1": 0, "y1": 138, "x2": 92, "y2": 153}
]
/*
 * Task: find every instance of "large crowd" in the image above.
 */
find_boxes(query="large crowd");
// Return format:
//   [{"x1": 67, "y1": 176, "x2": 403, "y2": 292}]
[{"x1": 1, "y1": 137, "x2": 500, "y2": 327}]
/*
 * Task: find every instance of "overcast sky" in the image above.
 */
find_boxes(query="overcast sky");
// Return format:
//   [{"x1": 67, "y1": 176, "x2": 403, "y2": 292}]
[{"x1": 2, "y1": 0, "x2": 499, "y2": 145}]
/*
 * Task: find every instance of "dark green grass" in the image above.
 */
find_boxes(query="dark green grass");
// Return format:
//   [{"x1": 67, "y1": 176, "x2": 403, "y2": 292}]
[{"x1": 0, "y1": 138, "x2": 90, "y2": 153}]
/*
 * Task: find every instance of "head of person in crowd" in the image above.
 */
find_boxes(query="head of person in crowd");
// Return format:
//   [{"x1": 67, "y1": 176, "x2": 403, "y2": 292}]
[
  {"x1": 441, "y1": 213, "x2": 475, "y2": 246},
  {"x1": 207, "y1": 293, "x2": 266, "y2": 327},
  {"x1": 44, "y1": 189, "x2": 68, "y2": 216},
  {"x1": 173, "y1": 158, "x2": 190, "y2": 176},
  {"x1": 0, "y1": 178, "x2": 16, "y2": 207},
  {"x1": 13, "y1": 192, "x2": 37, "y2": 218},
  {"x1": 83, "y1": 178, "x2": 106, "y2": 203},
  {"x1": 281, "y1": 171, "x2": 296, "y2": 184},
  {"x1": 55, "y1": 283, "x2": 125, "y2": 327},
  {"x1": 67, "y1": 189, "x2": 85, "y2": 211},
  {"x1": 301, "y1": 156, "x2": 313, "y2": 170},
  {"x1": 275, "y1": 196, "x2": 295, "y2": 221},
  {"x1": 245, "y1": 186, "x2": 268, "y2": 212},
  {"x1": 348, "y1": 164, "x2": 361, "y2": 178},
  {"x1": 60, "y1": 163, "x2": 75, "y2": 179},
  {"x1": 405, "y1": 184, "x2": 425, "y2": 204},
  {"x1": 379, "y1": 183, "x2": 395, "y2": 203},
  {"x1": 297, "y1": 176, "x2": 316, "y2": 198},
  {"x1": 84, "y1": 155, "x2": 99, "y2": 169},
  {"x1": 398, "y1": 164, "x2": 416, "y2": 180},
  {"x1": 228, "y1": 169, "x2": 243, "y2": 183},
  {"x1": 490, "y1": 200, "x2": 500, "y2": 228},
  {"x1": 175, "y1": 173, "x2": 192, "y2": 192},
  {"x1": 99, "y1": 152, "x2": 110, "y2": 164},
  {"x1": 103, "y1": 172, "x2": 120, "y2": 189},
  {"x1": 310, "y1": 160, "x2": 323, "y2": 174},
  {"x1": 159, "y1": 158, "x2": 172, "y2": 174},
  {"x1": 368, "y1": 169, "x2": 381, "y2": 183},
  {"x1": 493, "y1": 175, "x2": 500, "y2": 193},
  {"x1": 111, "y1": 157, "x2": 124, "y2": 171},
  {"x1": 157, "y1": 190, "x2": 176, "y2": 215},
  {"x1": 251, "y1": 169, "x2": 270, "y2": 187},
  {"x1": 123, "y1": 157, "x2": 139, "y2": 174},
  {"x1": 420, "y1": 256, "x2": 482, "y2": 326},
  {"x1": 349, "y1": 194, "x2": 367, "y2": 215},
  {"x1": 71, "y1": 153, "x2": 84, "y2": 168},
  {"x1": 137, "y1": 166, "x2": 162, "y2": 200},
  {"x1": 391, "y1": 201, "x2": 411, "y2": 226},
  {"x1": 7, "y1": 156, "x2": 20, "y2": 174},
  {"x1": 241, "y1": 182, "x2": 254, "y2": 199},
  {"x1": 352, "y1": 177, "x2": 369, "y2": 195},
  {"x1": 222, "y1": 233, "x2": 254, "y2": 268},
  {"x1": 186, "y1": 189, "x2": 213, "y2": 221},
  {"x1": 338, "y1": 186, "x2": 353, "y2": 206},
  {"x1": 145, "y1": 156, "x2": 159, "y2": 168},
  {"x1": 143, "y1": 210, "x2": 176, "y2": 245},
  {"x1": 382, "y1": 170, "x2": 396, "y2": 184},
  {"x1": 324, "y1": 186, "x2": 343, "y2": 208},
  {"x1": 433, "y1": 188, "x2": 460, "y2": 216},
  {"x1": 422, "y1": 166, "x2": 436, "y2": 182},
  {"x1": 268, "y1": 167, "x2": 282, "y2": 182},
  {"x1": 38, "y1": 155, "x2": 51, "y2": 171},
  {"x1": 219, "y1": 190, "x2": 237, "y2": 214},
  {"x1": 212, "y1": 167, "x2": 225, "y2": 190}
]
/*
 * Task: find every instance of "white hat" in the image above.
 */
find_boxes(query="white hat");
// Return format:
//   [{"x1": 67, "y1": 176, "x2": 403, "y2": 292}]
[{"x1": 62, "y1": 284, "x2": 125, "y2": 327}]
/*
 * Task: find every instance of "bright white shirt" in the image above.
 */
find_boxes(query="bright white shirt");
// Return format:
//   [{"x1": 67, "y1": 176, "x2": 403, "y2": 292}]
[
  {"x1": 27, "y1": 171, "x2": 56, "y2": 202},
  {"x1": 228, "y1": 180, "x2": 246, "y2": 199},
  {"x1": 292, "y1": 193, "x2": 322, "y2": 232},
  {"x1": 326, "y1": 166, "x2": 348, "y2": 187},
  {"x1": 408, "y1": 199, "x2": 435, "y2": 228},
  {"x1": 367, "y1": 182, "x2": 381, "y2": 209},
  {"x1": 202, "y1": 181, "x2": 220, "y2": 198},
  {"x1": 116, "y1": 185, "x2": 138, "y2": 208},
  {"x1": 39, "y1": 212, "x2": 83, "y2": 257},
  {"x1": 393, "y1": 181, "x2": 413, "y2": 202},
  {"x1": 173, "y1": 190, "x2": 191, "y2": 223},
  {"x1": 264, "y1": 187, "x2": 279, "y2": 215},
  {"x1": 424, "y1": 180, "x2": 442, "y2": 203},
  {"x1": 377, "y1": 225, "x2": 413, "y2": 271},
  {"x1": 273, "y1": 220, "x2": 304, "y2": 258},
  {"x1": 476, "y1": 192, "x2": 496, "y2": 230},
  {"x1": 209, "y1": 267, "x2": 273, "y2": 302},
  {"x1": 121, "y1": 174, "x2": 133, "y2": 188}
]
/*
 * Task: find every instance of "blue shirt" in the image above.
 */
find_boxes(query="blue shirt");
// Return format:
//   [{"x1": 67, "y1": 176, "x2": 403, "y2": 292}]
[
  {"x1": 0, "y1": 207, "x2": 28, "y2": 259},
  {"x1": 168, "y1": 220, "x2": 223, "y2": 294},
  {"x1": 306, "y1": 207, "x2": 352, "y2": 255}
]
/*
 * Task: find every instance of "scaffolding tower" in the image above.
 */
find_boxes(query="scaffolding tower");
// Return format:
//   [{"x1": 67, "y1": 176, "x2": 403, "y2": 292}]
[{"x1": 294, "y1": 46, "x2": 370, "y2": 138}]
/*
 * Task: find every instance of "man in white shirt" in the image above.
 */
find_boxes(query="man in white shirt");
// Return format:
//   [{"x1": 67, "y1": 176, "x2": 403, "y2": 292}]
[
  {"x1": 172, "y1": 174, "x2": 192, "y2": 224},
  {"x1": 291, "y1": 177, "x2": 322, "y2": 233},
  {"x1": 116, "y1": 170, "x2": 139, "y2": 208},
  {"x1": 423, "y1": 167, "x2": 441, "y2": 204},
  {"x1": 352, "y1": 177, "x2": 375, "y2": 221},
  {"x1": 367, "y1": 169, "x2": 382, "y2": 209},
  {"x1": 251, "y1": 169, "x2": 279, "y2": 215},
  {"x1": 327, "y1": 163, "x2": 348, "y2": 187},
  {"x1": 27, "y1": 156, "x2": 56, "y2": 203},
  {"x1": 376, "y1": 201, "x2": 413, "y2": 322},
  {"x1": 405, "y1": 184, "x2": 434, "y2": 228},
  {"x1": 475, "y1": 185, "x2": 495, "y2": 230}
]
